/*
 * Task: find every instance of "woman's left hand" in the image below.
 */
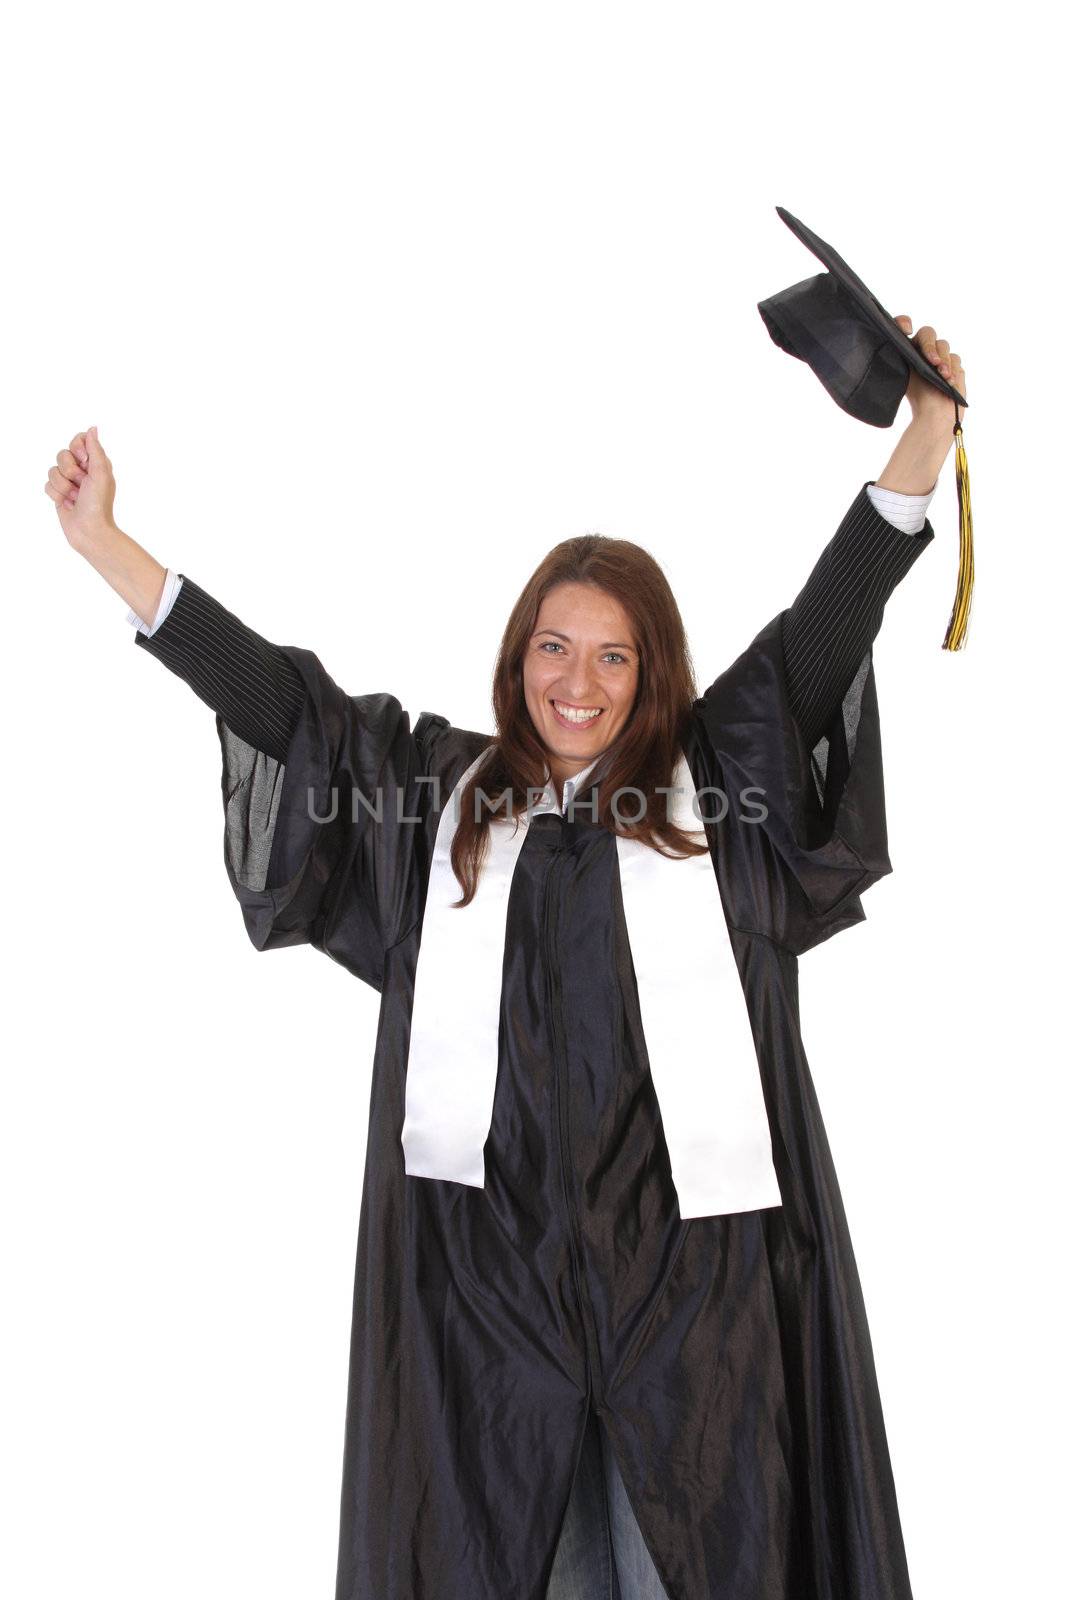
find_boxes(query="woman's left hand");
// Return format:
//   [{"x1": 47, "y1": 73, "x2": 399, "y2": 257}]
[{"x1": 893, "y1": 314, "x2": 967, "y2": 433}]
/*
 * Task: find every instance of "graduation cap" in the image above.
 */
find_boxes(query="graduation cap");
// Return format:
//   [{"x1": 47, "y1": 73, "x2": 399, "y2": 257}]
[{"x1": 757, "y1": 205, "x2": 973, "y2": 651}]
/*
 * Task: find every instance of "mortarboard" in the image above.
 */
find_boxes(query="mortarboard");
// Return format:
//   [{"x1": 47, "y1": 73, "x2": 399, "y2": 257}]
[{"x1": 757, "y1": 205, "x2": 973, "y2": 650}]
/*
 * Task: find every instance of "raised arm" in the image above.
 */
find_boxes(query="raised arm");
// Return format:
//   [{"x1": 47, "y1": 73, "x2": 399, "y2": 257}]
[
  {"x1": 44, "y1": 424, "x2": 456, "y2": 987},
  {"x1": 44, "y1": 426, "x2": 305, "y2": 761},
  {"x1": 781, "y1": 316, "x2": 966, "y2": 749}
]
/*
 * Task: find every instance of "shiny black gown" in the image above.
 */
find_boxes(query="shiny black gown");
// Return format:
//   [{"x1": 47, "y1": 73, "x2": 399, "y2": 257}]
[{"x1": 134, "y1": 482, "x2": 934, "y2": 1600}]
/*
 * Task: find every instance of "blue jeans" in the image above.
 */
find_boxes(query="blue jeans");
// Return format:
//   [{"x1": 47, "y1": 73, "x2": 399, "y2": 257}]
[{"x1": 545, "y1": 1411, "x2": 670, "y2": 1600}]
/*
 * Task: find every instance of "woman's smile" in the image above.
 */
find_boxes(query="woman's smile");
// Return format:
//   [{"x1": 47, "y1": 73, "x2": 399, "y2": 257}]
[{"x1": 550, "y1": 698, "x2": 604, "y2": 727}]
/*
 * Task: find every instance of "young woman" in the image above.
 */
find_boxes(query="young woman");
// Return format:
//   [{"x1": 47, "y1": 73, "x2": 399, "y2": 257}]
[{"x1": 44, "y1": 316, "x2": 964, "y2": 1600}]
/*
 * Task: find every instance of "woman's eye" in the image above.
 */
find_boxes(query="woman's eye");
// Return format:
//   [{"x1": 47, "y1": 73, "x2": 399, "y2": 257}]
[
  {"x1": 604, "y1": 652, "x2": 625, "y2": 665},
  {"x1": 539, "y1": 641, "x2": 563, "y2": 654}
]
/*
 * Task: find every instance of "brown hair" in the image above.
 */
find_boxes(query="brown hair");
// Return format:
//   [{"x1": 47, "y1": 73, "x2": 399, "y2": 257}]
[{"x1": 449, "y1": 532, "x2": 709, "y2": 905}]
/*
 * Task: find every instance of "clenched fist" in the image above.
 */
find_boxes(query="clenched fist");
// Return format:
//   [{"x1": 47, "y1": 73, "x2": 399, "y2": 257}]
[
  {"x1": 892, "y1": 314, "x2": 968, "y2": 432},
  {"x1": 44, "y1": 426, "x2": 117, "y2": 551},
  {"x1": 43, "y1": 427, "x2": 167, "y2": 623}
]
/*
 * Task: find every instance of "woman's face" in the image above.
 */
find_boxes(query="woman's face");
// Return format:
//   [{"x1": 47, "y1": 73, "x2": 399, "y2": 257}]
[{"x1": 523, "y1": 581, "x2": 640, "y2": 783}]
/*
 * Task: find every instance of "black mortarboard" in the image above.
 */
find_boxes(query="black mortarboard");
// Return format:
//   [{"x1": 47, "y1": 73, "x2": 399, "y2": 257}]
[{"x1": 757, "y1": 205, "x2": 973, "y2": 650}]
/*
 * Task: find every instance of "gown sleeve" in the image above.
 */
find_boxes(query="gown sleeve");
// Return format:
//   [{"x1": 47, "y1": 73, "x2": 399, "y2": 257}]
[
  {"x1": 133, "y1": 573, "x2": 442, "y2": 991},
  {"x1": 693, "y1": 481, "x2": 934, "y2": 955}
]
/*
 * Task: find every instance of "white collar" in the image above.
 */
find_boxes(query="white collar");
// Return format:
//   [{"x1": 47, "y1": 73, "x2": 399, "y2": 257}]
[
  {"x1": 528, "y1": 755, "x2": 602, "y2": 818},
  {"x1": 400, "y1": 744, "x2": 782, "y2": 1220}
]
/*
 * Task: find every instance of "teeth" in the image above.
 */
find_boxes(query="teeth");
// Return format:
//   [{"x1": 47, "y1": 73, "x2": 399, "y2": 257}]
[{"x1": 554, "y1": 702, "x2": 602, "y2": 724}]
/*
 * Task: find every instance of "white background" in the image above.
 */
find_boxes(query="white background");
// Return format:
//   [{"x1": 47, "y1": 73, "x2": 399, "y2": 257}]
[{"x1": 3, "y1": 3, "x2": 1062, "y2": 1596}]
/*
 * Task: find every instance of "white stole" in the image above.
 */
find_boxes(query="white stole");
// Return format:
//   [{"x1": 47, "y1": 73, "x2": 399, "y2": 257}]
[{"x1": 400, "y1": 747, "x2": 783, "y2": 1220}]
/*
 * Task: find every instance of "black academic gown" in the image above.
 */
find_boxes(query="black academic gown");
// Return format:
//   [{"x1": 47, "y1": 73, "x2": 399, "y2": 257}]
[{"x1": 137, "y1": 483, "x2": 933, "y2": 1600}]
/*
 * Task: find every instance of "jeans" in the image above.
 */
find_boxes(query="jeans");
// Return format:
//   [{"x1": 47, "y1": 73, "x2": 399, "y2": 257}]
[{"x1": 545, "y1": 1411, "x2": 670, "y2": 1600}]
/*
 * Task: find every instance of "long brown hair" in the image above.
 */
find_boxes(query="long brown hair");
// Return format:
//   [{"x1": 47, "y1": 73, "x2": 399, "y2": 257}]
[{"x1": 450, "y1": 532, "x2": 709, "y2": 905}]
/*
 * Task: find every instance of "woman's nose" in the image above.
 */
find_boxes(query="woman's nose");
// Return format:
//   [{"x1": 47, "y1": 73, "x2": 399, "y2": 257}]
[
  {"x1": 560, "y1": 667, "x2": 595, "y2": 700},
  {"x1": 563, "y1": 652, "x2": 602, "y2": 693}
]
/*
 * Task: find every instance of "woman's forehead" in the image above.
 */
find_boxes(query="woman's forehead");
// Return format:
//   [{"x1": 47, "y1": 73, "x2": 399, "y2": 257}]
[{"x1": 534, "y1": 581, "x2": 635, "y2": 637}]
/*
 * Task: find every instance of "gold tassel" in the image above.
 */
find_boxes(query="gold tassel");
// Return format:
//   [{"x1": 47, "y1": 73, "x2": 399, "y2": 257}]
[{"x1": 942, "y1": 404, "x2": 974, "y2": 651}]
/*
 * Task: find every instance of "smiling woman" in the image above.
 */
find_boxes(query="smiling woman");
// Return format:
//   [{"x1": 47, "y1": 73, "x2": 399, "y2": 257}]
[
  {"x1": 48, "y1": 408, "x2": 949, "y2": 1600},
  {"x1": 527, "y1": 583, "x2": 640, "y2": 752},
  {"x1": 443, "y1": 534, "x2": 710, "y2": 909}
]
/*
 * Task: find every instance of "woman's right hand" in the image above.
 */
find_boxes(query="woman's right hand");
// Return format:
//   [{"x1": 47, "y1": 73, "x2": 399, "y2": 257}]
[
  {"x1": 43, "y1": 425, "x2": 168, "y2": 624},
  {"x1": 44, "y1": 426, "x2": 117, "y2": 552}
]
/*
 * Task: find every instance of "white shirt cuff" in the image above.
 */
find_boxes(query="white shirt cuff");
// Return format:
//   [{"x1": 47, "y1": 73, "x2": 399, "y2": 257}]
[
  {"x1": 865, "y1": 481, "x2": 935, "y2": 535},
  {"x1": 127, "y1": 569, "x2": 183, "y2": 636}
]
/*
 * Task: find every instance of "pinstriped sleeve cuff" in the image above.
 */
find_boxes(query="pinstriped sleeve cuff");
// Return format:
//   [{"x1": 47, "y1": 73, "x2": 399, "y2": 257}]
[
  {"x1": 127, "y1": 567, "x2": 183, "y2": 635},
  {"x1": 133, "y1": 573, "x2": 307, "y2": 763}
]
